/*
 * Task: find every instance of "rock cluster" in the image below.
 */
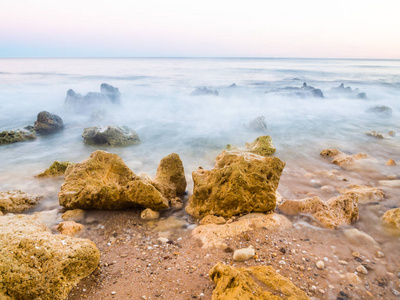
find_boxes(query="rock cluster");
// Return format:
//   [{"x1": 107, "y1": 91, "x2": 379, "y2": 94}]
[
  {"x1": 82, "y1": 126, "x2": 140, "y2": 146},
  {"x1": 33, "y1": 111, "x2": 64, "y2": 134},
  {"x1": 267, "y1": 82, "x2": 324, "y2": 98},
  {"x1": 186, "y1": 150, "x2": 285, "y2": 219},
  {"x1": 320, "y1": 148, "x2": 374, "y2": 169},
  {"x1": 59, "y1": 150, "x2": 186, "y2": 211},
  {"x1": 338, "y1": 185, "x2": 385, "y2": 204},
  {"x1": 36, "y1": 161, "x2": 73, "y2": 178},
  {"x1": 329, "y1": 83, "x2": 367, "y2": 99},
  {"x1": 0, "y1": 190, "x2": 41, "y2": 213},
  {"x1": 0, "y1": 214, "x2": 100, "y2": 300}
]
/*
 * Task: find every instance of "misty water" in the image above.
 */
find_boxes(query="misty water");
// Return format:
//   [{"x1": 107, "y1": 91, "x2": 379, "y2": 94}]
[{"x1": 1, "y1": 58, "x2": 399, "y2": 230}]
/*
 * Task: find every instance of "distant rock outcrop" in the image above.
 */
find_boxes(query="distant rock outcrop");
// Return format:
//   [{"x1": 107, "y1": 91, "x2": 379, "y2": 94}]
[
  {"x1": 266, "y1": 82, "x2": 324, "y2": 98},
  {"x1": 366, "y1": 105, "x2": 393, "y2": 117},
  {"x1": 82, "y1": 126, "x2": 140, "y2": 146},
  {"x1": 190, "y1": 87, "x2": 219, "y2": 96},
  {"x1": 246, "y1": 116, "x2": 267, "y2": 132},
  {"x1": 329, "y1": 83, "x2": 367, "y2": 99},
  {"x1": 33, "y1": 111, "x2": 64, "y2": 134}
]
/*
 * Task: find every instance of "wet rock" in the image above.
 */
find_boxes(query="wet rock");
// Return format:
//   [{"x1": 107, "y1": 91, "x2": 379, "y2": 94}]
[
  {"x1": 320, "y1": 148, "x2": 375, "y2": 169},
  {"x1": 33, "y1": 111, "x2": 64, "y2": 134},
  {"x1": 329, "y1": 83, "x2": 367, "y2": 99},
  {"x1": 153, "y1": 216, "x2": 187, "y2": 232},
  {"x1": 82, "y1": 126, "x2": 140, "y2": 146},
  {"x1": 61, "y1": 209, "x2": 85, "y2": 222},
  {"x1": 0, "y1": 214, "x2": 100, "y2": 300},
  {"x1": 245, "y1": 135, "x2": 276, "y2": 156},
  {"x1": 343, "y1": 228, "x2": 378, "y2": 247},
  {"x1": 388, "y1": 130, "x2": 396, "y2": 137},
  {"x1": 246, "y1": 116, "x2": 267, "y2": 132},
  {"x1": 209, "y1": 263, "x2": 310, "y2": 300},
  {"x1": 36, "y1": 161, "x2": 73, "y2": 178},
  {"x1": 0, "y1": 129, "x2": 36, "y2": 145},
  {"x1": 365, "y1": 131, "x2": 384, "y2": 139},
  {"x1": 228, "y1": 83, "x2": 237, "y2": 88},
  {"x1": 366, "y1": 105, "x2": 393, "y2": 117},
  {"x1": 386, "y1": 159, "x2": 396, "y2": 166},
  {"x1": 0, "y1": 190, "x2": 41, "y2": 213},
  {"x1": 192, "y1": 213, "x2": 291, "y2": 249},
  {"x1": 233, "y1": 246, "x2": 255, "y2": 261},
  {"x1": 57, "y1": 221, "x2": 84, "y2": 236},
  {"x1": 190, "y1": 87, "x2": 218, "y2": 96},
  {"x1": 381, "y1": 208, "x2": 400, "y2": 232},
  {"x1": 267, "y1": 82, "x2": 324, "y2": 99},
  {"x1": 59, "y1": 150, "x2": 169, "y2": 210},
  {"x1": 338, "y1": 185, "x2": 385, "y2": 204},
  {"x1": 378, "y1": 180, "x2": 400, "y2": 187},
  {"x1": 199, "y1": 215, "x2": 226, "y2": 225},
  {"x1": 140, "y1": 208, "x2": 160, "y2": 220},
  {"x1": 278, "y1": 194, "x2": 359, "y2": 229},
  {"x1": 186, "y1": 150, "x2": 285, "y2": 219}
]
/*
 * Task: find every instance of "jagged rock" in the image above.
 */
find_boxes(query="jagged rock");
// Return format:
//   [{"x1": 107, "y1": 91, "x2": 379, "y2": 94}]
[
  {"x1": 267, "y1": 82, "x2": 324, "y2": 99},
  {"x1": 0, "y1": 190, "x2": 41, "y2": 213},
  {"x1": 320, "y1": 148, "x2": 375, "y2": 169},
  {"x1": 64, "y1": 83, "x2": 121, "y2": 112},
  {"x1": 59, "y1": 150, "x2": 169, "y2": 210},
  {"x1": 33, "y1": 111, "x2": 64, "y2": 134},
  {"x1": 61, "y1": 209, "x2": 85, "y2": 222},
  {"x1": 228, "y1": 83, "x2": 237, "y2": 88},
  {"x1": 190, "y1": 87, "x2": 218, "y2": 96},
  {"x1": 366, "y1": 105, "x2": 393, "y2": 117},
  {"x1": 382, "y1": 208, "x2": 400, "y2": 232},
  {"x1": 278, "y1": 194, "x2": 359, "y2": 229},
  {"x1": 36, "y1": 161, "x2": 73, "y2": 178},
  {"x1": 140, "y1": 208, "x2": 160, "y2": 220},
  {"x1": 192, "y1": 213, "x2": 291, "y2": 249},
  {"x1": 209, "y1": 263, "x2": 310, "y2": 300},
  {"x1": 246, "y1": 116, "x2": 267, "y2": 132},
  {"x1": 0, "y1": 214, "x2": 100, "y2": 300},
  {"x1": 365, "y1": 131, "x2": 384, "y2": 139},
  {"x1": 199, "y1": 215, "x2": 226, "y2": 225},
  {"x1": 245, "y1": 135, "x2": 276, "y2": 156},
  {"x1": 330, "y1": 83, "x2": 367, "y2": 99},
  {"x1": 338, "y1": 185, "x2": 385, "y2": 204},
  {"x1": 186, "y1": 150, "x2": 285, "y2": 219},
  {"x1": 56, "y1": 221, "x2": 84, "y2": 236},
  {"x1": 0, "y1": 129, "x2": 36, "y2": 145},
  {"x1": 82, "y1": 126, "x2": 140, "y2": 146}
]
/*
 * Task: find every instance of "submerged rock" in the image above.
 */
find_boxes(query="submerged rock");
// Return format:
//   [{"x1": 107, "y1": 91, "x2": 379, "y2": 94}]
[
  {"x1": 140, "y1": 208, "x2": 160, "y2": 220},
  {"x1": 233, "y1": 246, "x2": 255, "y2": 261},
  {"x1": 338, "y1": 185, "x2": 385, "y2": 204},
  {"x1": 0, "y1": 190, "x2": 41, "y2": 213},
  {"x1": 245, "y1": 135, "x2": 276, "y2": 156},
  {"x1": 366, "y1": 105, "x2": 393, "y2": 117},
  {"x1": 61, "y1": 209, "x2": 85, "y2": 222},
  {"x1": 82, "y1": 126, "x2": 140, "y2": 146},
  {"x1": 278, "y1": 194, "x2": 359, "y2": 229},
  {"x1": 209, "y1": 263, "x2": 309, "y2": 300},
  {"x1": 33, "y1": 111, "x2": 64, "y2": 134},
  {"x1": 190, "y1": 87, "x2": 219, "y2": 96},
  {"x1": 365, "y1": 131, "x2": 384, "y2": 139},
  {"x1": 320, "y1": 148, "x2": 375, "y2": 169},
  {"x1": 382, "y1": 208, "x2": 400, "y2": 232},
  {"x1": 186, "y1": 150, "x2": 285, "y2": 219},
  {"x1": 267, "y1": 82, "x2": 324, "y2": 99},
  {"x1": 329, "y1": 83, "x2": 367, "y2": 99},
  {"x1": 0, "y1": 129, "x2": 36, "y2": 145},
  {"x1": 199, "y1": 215, "x2": 226, "y2": 225},
  {"x1": 0, "y1": 214, "x2": 100, "y2": 300},
  {"x1": 246, "y1": 116, "x2": 267, "y2": 132},
  {"x1": 36, "y1": 161, "x2": 73, "y2": 178}
]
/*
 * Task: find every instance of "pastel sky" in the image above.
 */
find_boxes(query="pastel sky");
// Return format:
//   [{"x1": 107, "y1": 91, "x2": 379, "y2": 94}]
[{"x1": 1, "y1": 0, "x2": 399, "y2": 58}]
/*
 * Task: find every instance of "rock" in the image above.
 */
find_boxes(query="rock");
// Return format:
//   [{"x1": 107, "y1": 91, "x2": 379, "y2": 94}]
[
  {"x1": 338, "y1": 260, "x2": 348, "y2": 265},
  {"x1": 140, "y1": 208, "x2": 160, "y2": 220},
  {"x1": 157, "y1": 237, "x2": 169, "y2": 244},
  {"x1": 365, "y1": 131, "x2": 384, "y2": 139},
  {"x1": 190, "y1": 87, "x2": 218, "y2": 96},
  {"x1": 61, "y1": 209, "x2": 85, "y2": 222},
  {"x1": 267, "y1": 82, "x2": 324, "y2": 99},
  {"x1": 64, "y1": 83, "x2": 121, "y2": 112},
  {"x1": 169, "y1": 197, "x2": 183, "y2": 209},
  {"x1": 233, "y1": 246, "x2": 255, "y2": 261},
  {"x1": 386, "y1": 159, "x2": 396, "y2": 166},
  {"x1": 388, "y1": 131, "x2": 396, "y2": 137},
  {"x1": 33, "y1": 111, "x2": 64, "y2": 134},
  {"x1": 356, "y1": 265, "x2": 368, "y2": 275},
  {"x1": 378, "y1": 180, "x2": 400, "y2": 187},
  {"x1": 338, "y1": 185, "x2": 385, "y2": 204},
  {"x1": 186, "y1": 150, "x2": 285, "y2": 219},
  {"x1": 0, "y1": 214, "x2": 100, "y2": 300},
  {"x1": 153, "y1": 216, "x2": 187, "y2": 232},
  {"x1": 343, "y1": 228, "x2": 378, "y2": 247},
  {"x1": 366, "y1": 105, "x2": 392, "y2": 117},
  {"x1": 192, "y1": 213, "x2": 291, "y2": 249},
  {"x1": 0, "y1": 190, "x2": 41, "y2": 213},
  {"x1": 0, "y1": 129, "x2": 36, "y2": 145},
  {"x1": 36, "y1": 161, "x2": 73, "y2": 178},
  {"x1": 82, "y1": 126, "x2": 140, "y2": 146},
  {"x1": 59, "y1": 150, "x2": 169, "y2": 210},
  {"x1": 320, "y1": 148, "x2": 375, "y2": 169},
  {"x1": 346, "y1": 273, "x2": 362, "y2": 285},
  {"x1": 57, "y1": 221, "x2": 84, "y2": 236},
  {"x1": 228, "y1": 83, "x2": 237, "y2": 88},
  {"x1": 316, "y1": 260, "x2": 325, "y2": 270},
  {"x1": 199, "y1": 215, "x2": 226, "y2": 225},
  {"x1": 209, "y1": 263, "x2": 310, "y2": 300},
  {"x1": 381, "y1": 208, "x2": 400, "y2": 232},
  {"x1": 246, "y1": 116, "x2": 267, "y2": 132},
  {"x1": 329, "y1": 83, "x2": 367, "y2": 99},
  {"x1": 278, "y1": 194, "x2": 359, "y2": 229},
  {"x1": 245, "y1": 135, "x2": 276, "y2": 156}
]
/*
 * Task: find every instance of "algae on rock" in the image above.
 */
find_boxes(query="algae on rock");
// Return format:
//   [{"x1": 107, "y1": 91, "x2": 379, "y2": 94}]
[
  {"x1": 0, "y1": 129, "x2": 36, "y2": 145},
  {"x1": 36, "y1": 161, "x2": 73, "y2": 178},
  {"x1": 245, "y1": 135, "x2": 276, "y2": 156}
]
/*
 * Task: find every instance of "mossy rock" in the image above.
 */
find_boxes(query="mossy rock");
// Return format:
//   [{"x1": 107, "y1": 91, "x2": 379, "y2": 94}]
[
  {"x1": 0, "y1": 130, "x2": 36, "y2": 145},
  {"x1": 245, "y1": 135, "x2": 276, "y2": 156},
  {"x1": 36, "y1": 161, "x2": 73, "y2": 178}
]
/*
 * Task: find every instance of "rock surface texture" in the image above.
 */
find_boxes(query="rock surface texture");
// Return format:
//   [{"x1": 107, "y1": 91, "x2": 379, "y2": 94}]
[
  {"x1": 36, "y1": 161, "x2": 73, "y2": 177},
  {"x1": 245, "y1": 135, "x2": 276, "y2": 156},
  {"x1": 0, "y1": 190, "x2": 41, "y2": 213},
  {"x1": 338, "y1": 185, "x2": 385, "y2": 204},
  {"x1": 33, "y1": 111, "x2": 64, "y2": 134},
  {"x1": 209, "y1": 263, "x2": 310, "y2": 300},
  {"x1": 0, "y1": 214, "x2": 100, "y2": 300},
  {"x1": 278, "y1": 194, "x2": 359, "y2": 229},
  {"x1": 82, "y1": 126, "x2": 140, "y2": 146},
  {"x1": 186, "y1": 150, "x2": 285, "y2": 219}
]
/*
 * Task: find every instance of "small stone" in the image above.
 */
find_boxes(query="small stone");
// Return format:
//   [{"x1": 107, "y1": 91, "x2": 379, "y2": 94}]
[
  {"x1": 233, "y1": 246, "x2": 255, "y2": 262},
  {"x1": 386, "y1": 159, "x2": 396, "y2": 166},
  {"x1": 120, "y1": 254, "x2": 128, "y2": 258},
  {"x1": 140, "y1": 208, "x2": 160, "y2": 221},
  {"x1": 392, "y1": 289, "x2": 400, "y2": 296},
  {"x1": 347, "y1": 272, "x2": 362, "y2": 285},
  {"x1": 318, "y1": 289, "x2": 325, "y2": 294},
  {"x1": 111, "y1": 291, "x2": 116, "y2": 295},
  {"x1": 356, "y1": 265, "x2": 368, "y2": 275},
  {"x1": 56, "y1": 221, "x2": 84, "y2": 236},
  {"x1": 199, "y1": 215, "x2": 226, "y2": 225},
  {"x1": 376, "y1": 251, "x2": 385, "y2": 258},
  {"x1": 328, "y1": 285, "x2": 335, "y2": 289},
  {"x1": 61, "y1": 209, "x2": 85, "y2": 222},
  {"x1": 338, "y1": 260, "x2": 348, "y2": 265},
  {"x1": 352, "y1": 252, "x2": 361, "y2": 258},
  {"x1": 397, "y1": 272, "x2": 400, "y2": 278},
  {"x1": 316, "y1": 260, "x2": 325, "y2": 270},
  {"x1": 388, "y1": 131, "x2": 396, "y2": 137},
  {"x1": 157, "y1": 237, "x2": 169, "y2": 244}
]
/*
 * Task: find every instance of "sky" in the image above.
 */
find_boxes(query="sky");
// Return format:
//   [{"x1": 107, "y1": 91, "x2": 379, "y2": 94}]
[{"x1": 0, "y1": 0, "x2": 399, "y2": 58}]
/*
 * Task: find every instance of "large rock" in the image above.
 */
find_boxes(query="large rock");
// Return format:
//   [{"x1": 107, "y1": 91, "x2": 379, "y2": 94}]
[
  {"x1": 33, "y1": 111, "x2": 64, "y2": 134},
  {"x1": 0, "y1": 129, "x2": 36, "y2": 145},
  {"x1": 278, "y1": 194, "x2": 359, "y2": 229},
  {"x1": 329, "y1": 83, "x2": 367, "y2": 99},
  {"x1": 381, "y1": 208, "x2": 400, "y2": 232},
  {"x1": 0, "y1": 190, "x2": 41, "y2": 213},
  {"x1": 209, "y1": 263, "x2": 309, "y2": 300},
  {"x1": 246, "y1": 116, "x2": 267, "y2": 132},
  {"x1": 186, "y1": 150, "x2": 285, "y2": 219},
  {"x1": 0, "y1": 214, "x2": 100, "y2": 300},
  {"x1": 58, "y1": 151, "x2": 184, "y2": 210},
  {"x1": 245, "y1": 135, "x2": 276, "y2": 156},
  {"x1": 36, "y1": 161, "x2": 73, "y2": 178},
  {"x1": 192, "y1": 213, "x2": 291, "y2": 249},
  {"x1": 338, "y1": 185, "x2": 385, "y2": 204},
  {"x1": 82, "y1": 126, "x2": 140, "y2": 146}
]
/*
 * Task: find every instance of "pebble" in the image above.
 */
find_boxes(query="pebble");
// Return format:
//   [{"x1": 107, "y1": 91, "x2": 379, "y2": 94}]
[
  {"x1": 346, "y1": 272, "x2": 362, "y2": 285},
  {"x1": 233, "y1": 246, "x2": 255, "y2": 262},
  {"x1": 376, "y1": 251, "x2": 385, "y2": 258},
  {"x1": 316, "y1": 260, "x2": 325, "y2": 270},
  {"x1": 356, "y1": 265, "x2": 368, "y2": 275},
  {"x1": 328, "y1": 285, "x2": 335, "y2": 289},
  {"x1": 157, "y1": 237, "x2": 169, "y2": 244},
  {"x1": 338, "y1": 260, "x2": 348, "y2": 265},
  {"x1": 352, "y1": 252, "x2": 361, "y2": 258},
  {"x1": 111, "y1": 291, "x2": 116, "y2": 295},
  {"x1": 389, "y1": 130, "x2": 396, "y2": 137},
  {"x1": 323, "y1": 257, "x2": 328, "y2": 262},
  {"x1": 140, "y1": 208, "x2": 160, "y2": 220},
  {"x1": 397, "y1": 272, "x2": 400, "y2": 278},
  {"x1": 318, "y1": 289, "x2": 325, "y2": 294},
  {"x1": 392, "y1": 289, "x2": 400, "y2": 296},
  {"x1": 120, "y1": 253, "x2": 128, "y2": 258}
]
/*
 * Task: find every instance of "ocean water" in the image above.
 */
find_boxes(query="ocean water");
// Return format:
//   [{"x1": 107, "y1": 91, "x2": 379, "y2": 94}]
[{"x1": 0, "y1": 58, "x2": 399, "y2": 212}]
